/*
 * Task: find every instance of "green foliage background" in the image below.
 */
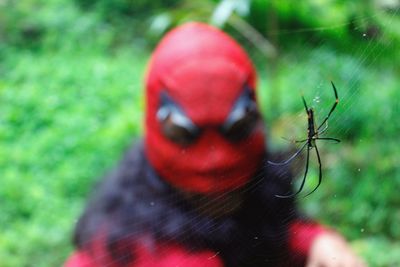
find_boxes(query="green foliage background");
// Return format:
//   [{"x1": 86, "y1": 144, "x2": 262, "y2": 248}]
[{"x1": 1, "y1": 0, "x2": 399, "y2": 266}]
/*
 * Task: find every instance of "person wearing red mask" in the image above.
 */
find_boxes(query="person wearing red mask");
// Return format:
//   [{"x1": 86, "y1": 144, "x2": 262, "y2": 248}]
[{"x1": 65, "y1": 22, "x2": 366, "y2": 267}]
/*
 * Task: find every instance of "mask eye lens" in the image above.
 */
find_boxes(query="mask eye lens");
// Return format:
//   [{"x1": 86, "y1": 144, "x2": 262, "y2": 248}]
[
  {"x1": 159, "y1": 111, "x2": 200, "y2": 145},
  {"x1": 221, "y1": 86, "x2": 260, "y2": 142},
  {"x1": 222, "y1": 107, "x2": 259, "y2": 142},
  {"x1": 157, "y1": 92, "x2": 201, "y2": 146}
]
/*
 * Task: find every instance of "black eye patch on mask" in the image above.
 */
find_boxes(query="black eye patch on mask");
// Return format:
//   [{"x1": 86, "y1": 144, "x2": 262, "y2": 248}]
[
  {"x1": 156, "y1": 85, "x2": 260, "y2": 146},
  {"x1": 157, "y1": 91, "x2": 201, "y2": 146}
]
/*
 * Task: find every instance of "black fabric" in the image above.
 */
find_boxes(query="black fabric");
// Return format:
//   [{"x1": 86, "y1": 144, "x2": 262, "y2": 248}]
[{"x1": 74, "y1": 142, "x2": 302, "y2": 267}]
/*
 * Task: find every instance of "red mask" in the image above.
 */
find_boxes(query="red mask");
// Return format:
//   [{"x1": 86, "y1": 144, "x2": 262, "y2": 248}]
[{"x1": 145, "y1": 22, "x2": 265, "y2": 194}]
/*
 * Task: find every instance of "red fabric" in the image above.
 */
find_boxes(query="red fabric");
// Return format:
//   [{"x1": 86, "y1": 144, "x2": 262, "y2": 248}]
[
  {"x1": 64, "y1": 251, "x2": 95, "y2": 267},
  {"x1": 65, "y1": 22, "x2": 330, "y2": 267},
  {"x1": 65, "y1": 221, "x2": 328, "y2": 266},
  {"x1": 288, "y1": 220, "x2": 328, "y2": 262},
  {"x1": 144, "y1": 22, "x2": 265, "y2": 194},
  {"x1": 65, "y1": 243, "x2": 223, "y2": 267},
  {"x1": 134, "y1": 243, "x2": 224, "y2": 267}
]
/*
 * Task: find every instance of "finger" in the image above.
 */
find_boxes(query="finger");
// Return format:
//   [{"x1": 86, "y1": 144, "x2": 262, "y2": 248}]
[
  {"x1": 355, "y1": 256, "x2": 368, "y2": 267},
  {"x1": 345, "y1": 249, "x2": 369, "y2": 267},
  {"x1": 343, "y1": 253, "x2": 368, "y2": 267},
  {"x1": 327, "y1": 256, "x2": 342, "y2": 267},
  {"x1": 342, "y1": 253, "x2": 356, "y2": 267},
  {"x1": 305, "y1": 259, "x2": 320, "y2": 267}
]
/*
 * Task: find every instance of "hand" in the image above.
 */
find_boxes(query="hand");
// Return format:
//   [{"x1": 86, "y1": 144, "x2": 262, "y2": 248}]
[{"x1": 306, "y1": 232, "x2": 367, "y2": 267}]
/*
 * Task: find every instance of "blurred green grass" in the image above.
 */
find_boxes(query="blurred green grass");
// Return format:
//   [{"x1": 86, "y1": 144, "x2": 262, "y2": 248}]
[
  {"x1": 0, "y1": 47, "x2": 147, "y2": 266},
  {"x1": 1, "y1": 0, "x2": 399, "y2": 266}
]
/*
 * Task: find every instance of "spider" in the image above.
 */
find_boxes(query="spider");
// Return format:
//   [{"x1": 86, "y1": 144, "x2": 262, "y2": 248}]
[{"x1": 268, "y1": 81, "x2": 340, "y2": 198}]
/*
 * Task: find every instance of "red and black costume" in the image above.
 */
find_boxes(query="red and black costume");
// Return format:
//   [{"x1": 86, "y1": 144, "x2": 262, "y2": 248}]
[{"x1": 65, "y1": 22, "x2": 327, "y2": 267}]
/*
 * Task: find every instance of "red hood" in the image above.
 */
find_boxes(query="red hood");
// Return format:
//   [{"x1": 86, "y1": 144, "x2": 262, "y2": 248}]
[{"x1": 144, "y1": 22, "x2": 265, "y2": 194}]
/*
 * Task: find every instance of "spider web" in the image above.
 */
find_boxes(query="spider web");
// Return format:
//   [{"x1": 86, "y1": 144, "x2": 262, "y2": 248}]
[
  {"x1": 67, "y1": 4, "x2": 399, "y2": 267},
  {"x1": 2, "y1": 1, "x2": 400, "y2": 266}
]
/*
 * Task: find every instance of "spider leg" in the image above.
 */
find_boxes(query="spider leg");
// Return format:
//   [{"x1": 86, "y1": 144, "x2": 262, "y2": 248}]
[
  {"x1": 305, "y1": 144, "x2": 322, "y2": 196},
  {"x1": 317, "y1": 81, "x2": 339, "y2": 131},
  {"x1": 302, "y1": 95, "x2": 309, "y2": 113},
  {"x1": 275, "y1": 143, "x2": 310, "y2": 198},
  {"x1": 267, "y1": 142, "x2": 307, "y2": 166},
  {"x1": 281, "y1": 137, "x2": 308, "y2": 144},
  {"x1": 294, "y1": 139, "x2": 308, "y2": 143},
  {"x1": 317, "y1": 121, "x2": 328, "y2": 135},
  {"x1": 315, "y1": 137, "x2": 341, "y2": 143}
]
